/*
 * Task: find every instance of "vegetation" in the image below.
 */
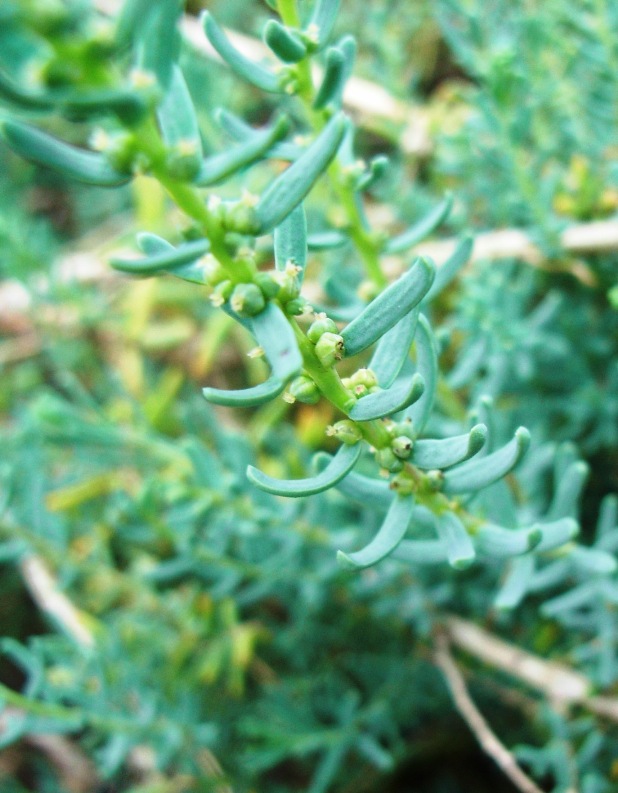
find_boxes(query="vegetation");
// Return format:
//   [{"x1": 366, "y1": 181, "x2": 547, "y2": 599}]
[{"x1": 0, "y1": 0, "x2": 617, "y2": 791}]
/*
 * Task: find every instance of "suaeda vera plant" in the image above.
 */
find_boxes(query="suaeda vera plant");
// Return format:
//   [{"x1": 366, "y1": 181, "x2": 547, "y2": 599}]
[
  {"x1": 0, "y1": 0, "x2": 611, "y2": 594},
  {"x1": 2, "y1": 1, "x2": 618, "y2": 790}
]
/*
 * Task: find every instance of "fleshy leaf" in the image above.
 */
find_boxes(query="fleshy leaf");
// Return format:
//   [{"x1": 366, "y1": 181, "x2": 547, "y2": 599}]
[
  {"x1": 401, "y1": 314, "x2": 437, "y2": 433},
  {"x1": 313, "y1": 46, "x2": 345, "y2": 109},
  {"x1": 348, "y1": 373, "x2": 424, "y2": 421},
  {"x1": 196, "y1": 115, "x2": 289, "y2": 186},
  {"x1": 442, "y1": 427, "x2": 530, "y2": 495},
  {"x1": 203, "y1": 376, "x2": 285, "y2": 407},
  {"x1": 494, "y1": 556, "x2": 535, "y2": 610},
  {"x1": 202, "y1": 12, "x2": 281, "y2": 92},
  {"x1": 111, "y1": 239, "x2": 209, "y2": 276},
  {"x1": 535, "y1": 517, "x2": 579, "y2": 551},
  {"x1": 263, "y1": 20, "x2": 307, "y2": 63},
  {"x1": 250, "y1": 303, "x2": 303, "y2": 381},
  {"x1": 307, "y1": 0, "x2": 342, "y2": 49},
  {"x1": 391, "y1": 539, "x2": 449, "y2": 565},
  {"x1": 411, "y1": 424, "x2": 487, "y2": 470},
  {"x1": 424, "y1": 236, "x2": 473, "y2": 302},
  {"x1": 0, "y1": 119, "x2": 130, "y2": 187},
  {"x1": 157, "y1": 65, "x2": 202, "y2": 161},
  {"x1": 341, "y1": 257, "x2": 435, "y2": 357},
  {"x1": 337, "y1": 494, "x2": 415, "y2": 569},
  {"x1": 313, "y1": 457, "x2": 393, "y2": 509},
  {"x1": 369, "y1": 308, "x2": 419, "y2": 388},
  {"x1": 546, "y1": 461, "x2": 589, "y2": 520},
  {"x1": 254, "y1": 113, "x2": 346, "y2": 233},
  {"x1": 385, "y1": 194, "x2": 453, "y2": 254},
  {"x1": 475, "y1": 523, "x2": 542, "y2": 557},
  {"x1": 274, "y1": 203, "x2": 307, "y2": 280},
  {"x1": 247, "y1": 442, "x2": 361, "y2": 496},
  {"x1": 436, "y1": 512, "x2": 475, "y2": 569}
]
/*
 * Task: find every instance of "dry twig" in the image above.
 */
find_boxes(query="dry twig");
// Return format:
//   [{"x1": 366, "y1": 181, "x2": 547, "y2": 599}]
[{"x1": 434, "y1": 632, "x2": 548, "y2": 793}]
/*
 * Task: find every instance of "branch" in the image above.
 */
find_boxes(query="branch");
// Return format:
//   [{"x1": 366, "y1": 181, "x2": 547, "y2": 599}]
[
  {"x1": 434, "y1": 632, "x2": 548, "y2": 793},
  {"x1": 92, "y1": 0, "x2": 432, "y2": 156},
  {"x1": 445, "y1": 616, "x2": 618, "y2": 723}
]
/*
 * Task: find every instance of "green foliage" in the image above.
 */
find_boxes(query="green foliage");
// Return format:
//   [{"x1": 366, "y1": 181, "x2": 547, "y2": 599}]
[{"x1": 0, "y1": 0, "x2": 618, "y2": 791}]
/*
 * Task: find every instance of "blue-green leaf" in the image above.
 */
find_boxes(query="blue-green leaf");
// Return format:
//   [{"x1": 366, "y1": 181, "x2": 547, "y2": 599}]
[
  {"x1": 411, "y1": 424, "x2": 487, "y2": 470},
  {"x1": 313, "y1": 46, "x2": 345, "y2": 109},
  {"x1": 424, "y1": 236, "x2": 473, "y2": 302},
  {"x1": 110, "y1": 238, "x2": 209, "y2": 276},
  {"x1": 307, "y1": 230, "x2": 348, "y2": 250},
  {"x1": 274, "y1": 203, "x2": 307, "y2": 281},
  {"x1": 535, "y1": 517, "x2": 579, "y2": 551},
  {"x1": 250, "y1": 303, "x2": 303, "y2": 381},
  {"x1": 401, "y1": 314, "x2": 437, "y2": 433},
  {"x1": 391, "y1": 539, "x2": 449, "y2": 565},
  {"x1": 436, "y1": 512, "x2": 475, "y2": 569},
  {"x1": 0, "y1": 119, "x2": 130, "y2": 187},
  {"x1": 348, "y1": 372, "x2": 424, "y2": 421},
  {"x1": 442, "y1": 427, "x2": 530, "y2": 495},
  {"x1": 157, "y1": 65, "x2": 202, "y2": 150},
  {"x1": 203, "y1": 376, "x2": 285, "y2": 407},
  {"x1": 137, "y1": 0, "x2": 183, "y2": 89},
  {"x1": 247, "y1": 442, "x2": 361, "y2": 496},
  {"x1": 263, "y1": 20, "x2": 307, "y2": 63},
  {"x1": 254, "y1": 113, "x2": 346, "y2": 233},
  {"x1": 314, "y1": 457, "x2": 393, "y2": 509},
  {"x1": 196, "y1": 115, "x2": 289, "y2": 186},
  {"x1": 202, "y1": 12, "x2": 281, "y2": 92},
  {"x1": 369, "y1": 308, "x2": 419, "y2": 388},
  {"x1": 385, "y1": 194, "x2": 453, "y2": 254},
  {"x1": 546, "y1": 461, "x2": 589, "y2": 520},
  {"x1": 307, "y1": 0, "x2": 342, "y2": 49},
  {"x1": 341, "y1": 257, "x2": 435, "y2": 357},
  {"x1": 494, "y1": 556, "x2": 535, "y2": 610},
  {"x1": 337, "y1": 493, "x2": 414, "y2": 569},
  {"x1": 475, "y1": 523, "x2": 541, "y2": 557}
]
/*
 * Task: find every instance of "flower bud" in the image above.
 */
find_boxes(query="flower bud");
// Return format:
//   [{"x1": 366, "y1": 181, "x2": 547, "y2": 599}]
[
  {"x1": 307, "y1": 314, "x2": 338, "y2": 343},
  {"x1": 314, "y1": 332, "x2": 344, "y2": 367},
  {"x1": 376, "y1": 448, "x2": 404, "y2": 473},
  {"x1": 425, "y1": 470, "x2": 444, "y2": 492},
  {"x1": 284, "y1": 297, "x2": 308, "y2": 316},
  {"x1": 230, "y1": 283, "x2": 266, "y2": 317},
  {"x1": 392, "y1": 435, "x2": 413, "y2": 459},
  {"x1": 326, "y1": 420, "x2": 362, "y2": 445},
  {"x1": 254, "y1": 272, "x2": 280, "y2": 299},
  {"x1": 289, "y1": 375, "x2": 320, "y2": 405},
  {"x1": 203, "y1": 254, "x2": 227, "y2": 286},
  {"x1": 210, "y1": 279, "x2": 233, "y2": 307}
]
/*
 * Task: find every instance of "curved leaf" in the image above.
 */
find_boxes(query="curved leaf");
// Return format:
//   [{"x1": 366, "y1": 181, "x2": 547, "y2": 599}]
[
  {"x1": 401, "y1": 314, "x2": 437, "y2": 434},
  {"x1": 247, "y1": 442, "x2": 361, "y2": 496},
  {"x1": 348, "y1": 373, "x2": 424, "y2": 421},
  {"x1": 442, "y1": 427, "x2": 530, "y2": 495},
  {"x1": 254, "y1": 113, "x2": 346, "y2": 233},
  {"x1": 436, "y1": 512, "x2": 475, "y2": 569},
  {"x1": 385, "y1": 194, "x2": 453, "y2": 254},
  {"x1": 411, "y1": 424, "x2": 487, "y2": 470},
  {"x1": 369, "y1": 308, "x2": 419, "y2": 389},
  {"x1": 203, "y1": 375, "x2": 285, "y2": 407},
  {"x1": 424, "y1": 236, "x2": 473, "y2": 302},
  {"x1": 250, "y1": 303, "x2": 302, "y2": 381},
  {"x1": 475, "y1": 523, "x2": 541, "y2": 557},
  {"x1": 202, "y1": 12, "x2": 281, "y2": 92},
  {"x1": 341, "y1": 257, "x2": 435, "y2": 357},
  {"x1": 337, "y1": 494, "x2": 415, "y2": 569},
  {"x1": 0, "y1": 119, "x2": 130, "y2": 187},
  {"x1": 110, "y1": 239, "x2": 209, "y2": 276},
  {"x1": 274, "y1": 203, "x2": 307, "y2": 279},
  {"x1": 196, "y1": 115, "x2": 289, "y2": 186}
]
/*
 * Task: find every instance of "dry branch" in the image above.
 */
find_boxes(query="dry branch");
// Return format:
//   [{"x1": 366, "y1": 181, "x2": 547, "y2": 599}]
[
  {"x1": 434, "y1": 633, "x2": 548, "y2": 793},
  {"x1": 445, "y1": 616, "x2": 618, "y2": 722}
]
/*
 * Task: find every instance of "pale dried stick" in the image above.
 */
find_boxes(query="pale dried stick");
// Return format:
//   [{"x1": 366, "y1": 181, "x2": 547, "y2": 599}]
[
  {"x1": 434, "y1": 633, "x2": 548, "y2": 793},
  {"x1": 446, "y1": 616, "x2": 618, "y2": 722}
]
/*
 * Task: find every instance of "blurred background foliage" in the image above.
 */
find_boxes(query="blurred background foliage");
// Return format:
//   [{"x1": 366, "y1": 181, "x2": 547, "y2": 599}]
[{"x1": 1, "y1": 0, "x2": 618, "y2": 791}]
